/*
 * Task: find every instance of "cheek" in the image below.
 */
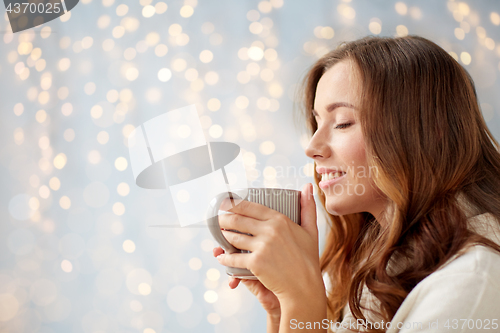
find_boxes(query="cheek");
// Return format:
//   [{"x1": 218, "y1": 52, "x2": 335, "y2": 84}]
[{"x1": 335, "y1": 135, "x2": 367, "y2": 174}]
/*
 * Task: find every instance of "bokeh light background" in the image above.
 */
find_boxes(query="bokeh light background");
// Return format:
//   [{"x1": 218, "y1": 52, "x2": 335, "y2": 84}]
[{"x1": 1, "y1": 0, "x2": 500, "y2": 332}]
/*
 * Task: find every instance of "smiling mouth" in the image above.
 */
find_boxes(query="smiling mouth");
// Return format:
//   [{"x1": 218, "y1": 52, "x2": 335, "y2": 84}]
[{"x1": 320, "y1": 171, "x2": 345, "y2": 181}]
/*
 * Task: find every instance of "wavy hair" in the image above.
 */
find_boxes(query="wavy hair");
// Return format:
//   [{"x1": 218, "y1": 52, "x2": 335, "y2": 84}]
[{"x1": 299, "y1": 36, "x2": 500, "y2": 332}]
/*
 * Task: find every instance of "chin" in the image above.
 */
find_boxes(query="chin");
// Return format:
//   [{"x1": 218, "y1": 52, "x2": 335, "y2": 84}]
[{"x1": 324, "y1": 197, "x2": 352, "y2": 216}]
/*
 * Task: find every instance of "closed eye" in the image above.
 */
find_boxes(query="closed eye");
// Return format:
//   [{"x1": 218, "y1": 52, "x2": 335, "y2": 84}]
[{"x1": 335, "y1": 122, "x2": 351, "y2": 129}]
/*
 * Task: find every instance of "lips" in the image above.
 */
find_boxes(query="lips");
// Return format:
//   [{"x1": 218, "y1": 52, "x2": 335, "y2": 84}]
[
  {"x1": 316, "y1": 166, "x2": 345, "y2": 175},
  {"x1": 318, "y1": 173, "x2": 346, "y2": 189},
  {"x1": 321, "y1": 171, "x2": 345, "y2": 181},
  {"x1": 316, "y1": 167, "x2": 346, "y2": 189}
]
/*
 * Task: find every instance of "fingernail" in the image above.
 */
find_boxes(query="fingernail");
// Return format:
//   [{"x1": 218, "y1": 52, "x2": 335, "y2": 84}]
[
  {"x1": 217, "y1": 254, "x2": 224, "y2": 261},
  {"x1": 221, "y1": 199, "x2": 232, "y2": 211}
]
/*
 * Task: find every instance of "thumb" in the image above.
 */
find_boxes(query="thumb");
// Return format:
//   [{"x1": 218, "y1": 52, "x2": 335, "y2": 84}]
[{"x1": 300, "y1": 183, "x2": 318, "y2": 239}]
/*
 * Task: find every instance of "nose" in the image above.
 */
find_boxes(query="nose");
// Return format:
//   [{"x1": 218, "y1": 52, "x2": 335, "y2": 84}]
[{"x1": 305, "y1": 126, "x2": 331, "y2": 160}]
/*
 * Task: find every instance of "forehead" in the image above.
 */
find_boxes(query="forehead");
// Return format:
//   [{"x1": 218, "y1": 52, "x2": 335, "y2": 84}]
[{"x1": 314, "y1": 60, "x2": 359, "y2": 108}]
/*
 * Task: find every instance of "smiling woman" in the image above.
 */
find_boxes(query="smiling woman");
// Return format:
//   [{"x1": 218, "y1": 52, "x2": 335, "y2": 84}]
[
  {"x1": 306, "y1": 60, "x2": 388, "y2": 221},
  {"x1": 302, "y1": 36, "x2": 500, "y2": 332},
  {"x1": 213, "y1": 35, "x2": 500, "y2": 333}
]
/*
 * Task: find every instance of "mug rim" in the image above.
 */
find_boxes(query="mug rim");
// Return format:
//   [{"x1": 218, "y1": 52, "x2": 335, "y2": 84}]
[{"x1": 230, "y1": 187, "x2": 301, "y2": 196}]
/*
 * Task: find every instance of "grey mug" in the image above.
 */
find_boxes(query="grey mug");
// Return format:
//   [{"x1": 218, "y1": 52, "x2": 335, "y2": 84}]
[{"x1": 206, "y1": 188, "x2": 301, "y2": 279}]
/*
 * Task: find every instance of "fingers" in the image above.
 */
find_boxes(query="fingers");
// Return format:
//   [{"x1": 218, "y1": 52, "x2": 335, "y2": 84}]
[
  {"x1": 215, "y1": 250, "x2": 243, "y2": 289},
  {"x1": 218, "y1": 212, "x2": 262, "y2": 236},
  {"x1": 217, "y1": 252, "x2": 250, "y2": 270},
  {"x1": 220, "y1": 198, "x2": 273, "y2": 221},
  {"x1": 228, "y1": 277, "x2": 241, "y2": 289},
  {"x1": 213, "y1": 246, "x2": 225, "y2": 257},
  {"x1": 240, "y1": 279, "x2": 266, "y2": 296},
  {"x1": 221, "y1": 229, "x2": 256, "y2": 252},
  {"x1": 300, "y1": 183, "x2": 318, "y2": 240}
]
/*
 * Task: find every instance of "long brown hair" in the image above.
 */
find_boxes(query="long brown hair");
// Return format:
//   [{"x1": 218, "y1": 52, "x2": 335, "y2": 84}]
[{"x1": 300, "y1": 36, "x2": 500, "y2": 332}]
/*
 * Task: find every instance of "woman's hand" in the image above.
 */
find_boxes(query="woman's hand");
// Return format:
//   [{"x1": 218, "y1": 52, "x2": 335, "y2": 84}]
[
  {"x1": 215, "y1": 183, "x2": 326, "y2": 305},
  {"x1": 213, "y1": 246, "x2": 281, "y2": 318}
]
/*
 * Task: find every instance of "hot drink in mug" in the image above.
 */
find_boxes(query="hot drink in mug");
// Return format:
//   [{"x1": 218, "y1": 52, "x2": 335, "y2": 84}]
[{"x1": 206, "y1": 188, "x2": 301, "y2": 279}]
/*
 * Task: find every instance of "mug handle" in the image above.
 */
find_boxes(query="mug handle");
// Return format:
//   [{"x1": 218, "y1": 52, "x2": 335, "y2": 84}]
[{"x1": 206, "y1": 191, "x2": 244, "y2": 254}]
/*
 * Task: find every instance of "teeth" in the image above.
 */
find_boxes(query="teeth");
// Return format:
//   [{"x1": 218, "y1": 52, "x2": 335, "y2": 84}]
[{"x1": 321, "y1": 172, "x2": 344, "y2": 181}]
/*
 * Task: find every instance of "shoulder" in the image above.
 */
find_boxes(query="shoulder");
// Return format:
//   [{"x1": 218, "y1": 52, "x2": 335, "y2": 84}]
[
  {"x1": 417, "y1": 210, "x2": 500, "y2": 293},
  {"x1": 421, "y1": 244, "x2": 500, "y2": 289},
  {"x1": 411, "y1": 242, "x2": 500, "y2": 290},
  {"x1": 389, "y1": 211, "x2": 500, "y2": 331},
  {"x1": 390, "y1": 245, "x2": 500, "y2": 331},
  {"x1": 429, "y1": 211, "x2": 500, "y2": 287},
  {"x1": 430, "y1": 211, "x2": 500, "y2": 281}
]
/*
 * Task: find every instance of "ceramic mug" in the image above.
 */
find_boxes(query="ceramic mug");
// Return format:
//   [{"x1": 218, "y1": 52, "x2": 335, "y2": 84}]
[{"x1": 206, "y1": 188, "x2": 301, "y2": 279}]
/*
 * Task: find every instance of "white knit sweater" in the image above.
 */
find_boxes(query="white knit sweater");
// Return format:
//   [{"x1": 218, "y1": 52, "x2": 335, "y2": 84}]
[{"x1": 330, "y1": 209, "x2": 500, "y2": 333}]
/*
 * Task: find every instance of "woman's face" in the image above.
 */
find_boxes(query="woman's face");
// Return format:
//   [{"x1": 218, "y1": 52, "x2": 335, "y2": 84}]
[{"x1": 305, "y1": 61, "x2": 387, "y2": 219}]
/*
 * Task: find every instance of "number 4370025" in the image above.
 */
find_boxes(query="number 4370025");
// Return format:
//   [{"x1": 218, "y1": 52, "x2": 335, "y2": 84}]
[
  {"x1": 5, "y1": 2, "x2": 62, "y2": 14},
  {"x1": 444, "y1": 319, "x2": 498, "y2": 330}
]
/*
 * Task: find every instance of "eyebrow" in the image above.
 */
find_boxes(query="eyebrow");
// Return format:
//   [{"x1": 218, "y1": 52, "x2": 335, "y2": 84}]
[{"x1": 312, "y1": 102, "x2": 356, "y2": 116}]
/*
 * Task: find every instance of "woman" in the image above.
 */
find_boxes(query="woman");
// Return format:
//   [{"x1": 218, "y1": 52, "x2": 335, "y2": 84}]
[{"x1": 213, "y1": 36, "x2": 500, "y2": 332}]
